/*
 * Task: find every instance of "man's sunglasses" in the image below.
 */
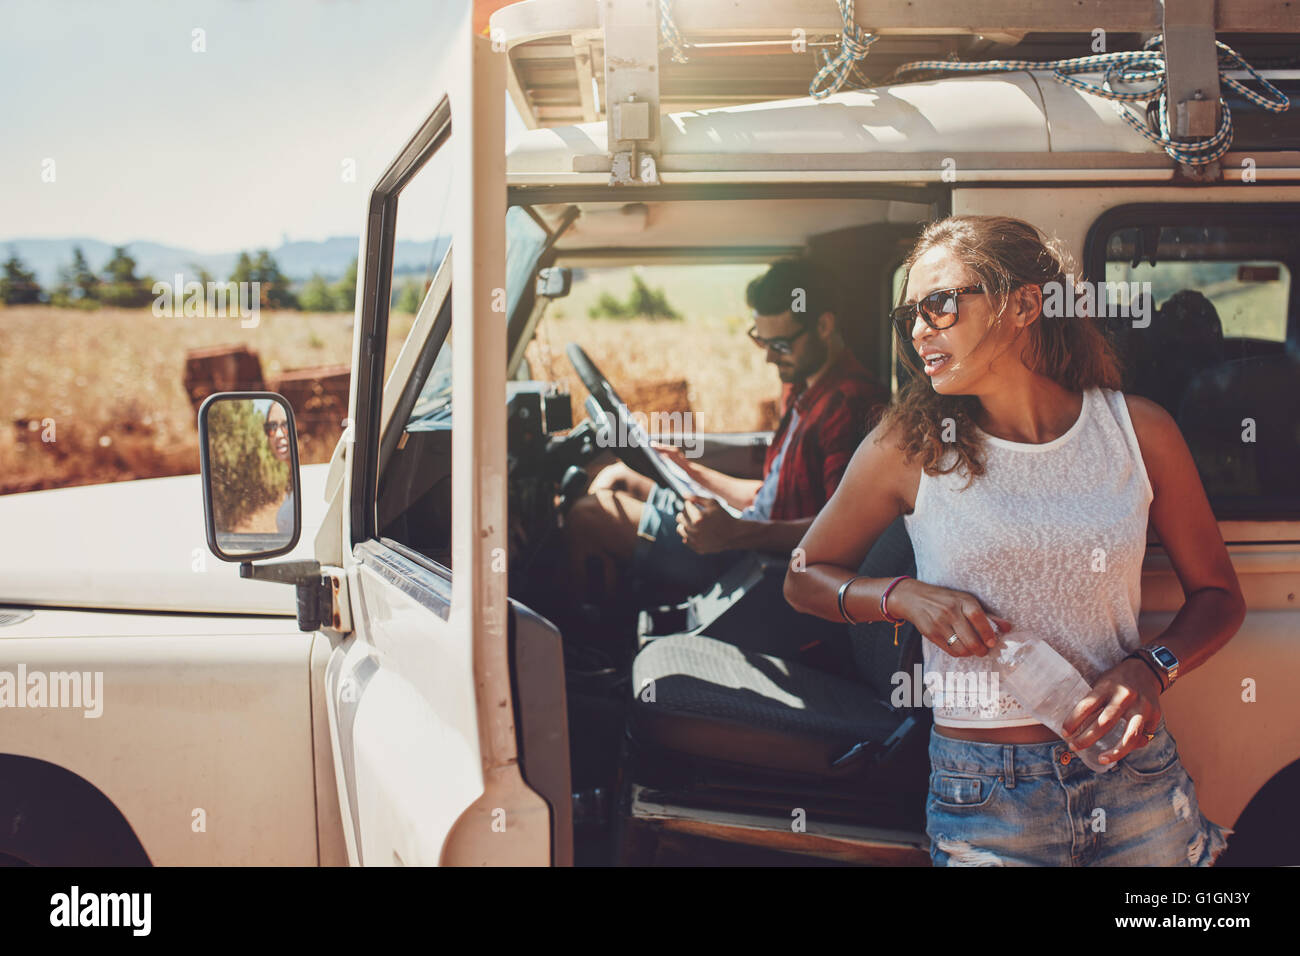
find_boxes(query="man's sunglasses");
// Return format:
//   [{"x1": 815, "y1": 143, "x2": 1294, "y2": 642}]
[
  {"x1": 890, "y1": 285, "x2": 985, "y2": 340},
  {"x1": 263, "y1": 420, "x2": 289, "y2": 437},
  {"x1": 747, "y1": 325, "x2": 809, "y2": 356}
]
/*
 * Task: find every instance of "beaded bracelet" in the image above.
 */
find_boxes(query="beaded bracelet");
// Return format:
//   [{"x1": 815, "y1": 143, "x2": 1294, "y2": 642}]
[
  {"x1": 880, "y1": 574, "x2": 912, "y2": 646},
  {"x1": 880, "y1": 575, "x2": 910, "y2": 623}
]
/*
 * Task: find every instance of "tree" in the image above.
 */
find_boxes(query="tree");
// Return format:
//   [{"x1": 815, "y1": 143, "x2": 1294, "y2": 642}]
[
  {"x1": 298, "y1": 273, "x2": 337, "y2": 312},
  {"x1": 253, "y1": 249, "x2": 296, "y2": 309},
  {"x1": 230, "y1": 249, "x2": 298, "y2": 310},
  {"x1": 97, "y1": 246, "x2": 154, "y2": 307},
  {"x1": 589, "y1": 291, "x2": 628, "y2": 319},
  {"x1": 188, "y1": 261, "x2": 215, "y2": 288},
  {"x1": 628, "y1": 273, "x2": 680, "y2": 320},
  {"x1": 51, "y1": 246, "x2": 100, "y2": 308},
  {"x1": 230, "y1": 251, "x2": 254, "y2": 284},
  {"x1": 332, "y1": 258, "x2": 358, "y2": 313},
  {"x1": 103, "y1": 246, "x2": 139, "y2": 283},
  {"x1": 393, "y1": 279, "x2": 425, "y2": 314},
  {"x1": 0, "y1": 248, "x2": 43, "y2": 305},
  {"x1": 587, "y1": 273, "x2": 681, "y2": 320}
]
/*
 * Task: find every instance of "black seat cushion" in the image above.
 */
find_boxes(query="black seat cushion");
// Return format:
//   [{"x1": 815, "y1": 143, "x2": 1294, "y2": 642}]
[
  {"x1": 847, "y1": 515, "x2": 923, "y2": 703},
  {"x1": 627, "y1": 515, "x2": 928, "y2": 777},
  {"x1": 630, "y1": 633, "x2": 901, "y2": 776}
]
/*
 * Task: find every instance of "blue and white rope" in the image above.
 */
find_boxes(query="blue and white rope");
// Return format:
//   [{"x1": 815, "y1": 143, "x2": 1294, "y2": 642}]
[
  {"x1": 885, "y1": 35, "x2": 1289, "y2": 166},
  {"x1": 658, "y1": 0, "x2": 1286, "y2": 165},
  {"x1": 808, "y1": 0, "x2": 879, "y2": 99}
]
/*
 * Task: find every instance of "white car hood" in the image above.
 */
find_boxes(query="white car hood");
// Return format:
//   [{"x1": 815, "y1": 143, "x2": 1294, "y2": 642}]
[{"x1": 0, "y1": 465, "x2": 330, "y2": 615}]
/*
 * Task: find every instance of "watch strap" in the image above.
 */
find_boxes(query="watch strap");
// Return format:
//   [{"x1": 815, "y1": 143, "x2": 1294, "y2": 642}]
[
  {"x1": 1128, "y1": 647, "x2": 1170, "y2": 691},
  {"x1": 1128, "y1": 648, "x2": 1170, "y2": 693}
]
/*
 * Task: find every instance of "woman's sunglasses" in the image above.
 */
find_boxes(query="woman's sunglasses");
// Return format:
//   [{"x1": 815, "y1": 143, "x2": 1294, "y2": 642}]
[
  {"x1": 747, "y1": 325, "x2": 809, "y2": 356},
  {"x1": 263, "y1": 420, "x2": 289, "y2": 437},
  {"x1": 890, "y1": 285, "x2": 985, "y2": 340}
]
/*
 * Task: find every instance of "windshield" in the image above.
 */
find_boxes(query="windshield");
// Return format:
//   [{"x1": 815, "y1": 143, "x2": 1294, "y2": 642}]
[{"x1": 407, "y1": 206, "x2": 548, "y2": 425}]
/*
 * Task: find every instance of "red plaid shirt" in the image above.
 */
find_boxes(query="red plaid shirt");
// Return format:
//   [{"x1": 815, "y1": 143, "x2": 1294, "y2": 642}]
[{"x1": 762, "y1": 350, "x2": 889, "y2": 521}]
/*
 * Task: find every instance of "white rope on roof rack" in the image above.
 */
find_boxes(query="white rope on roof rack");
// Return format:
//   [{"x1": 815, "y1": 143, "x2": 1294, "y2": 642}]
[{"x1": 884, "y1": 35, "x2": 1289, "y2": 167}]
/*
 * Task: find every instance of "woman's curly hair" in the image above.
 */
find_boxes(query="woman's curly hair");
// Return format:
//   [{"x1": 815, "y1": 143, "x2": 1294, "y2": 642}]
[{"x1": 881, "y1": 215, "x2": 1122, "y2": 480}]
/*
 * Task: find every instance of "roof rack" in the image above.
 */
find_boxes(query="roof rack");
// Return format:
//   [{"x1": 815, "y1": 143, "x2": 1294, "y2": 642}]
[{"x1": 490, "y1": 0, "x2": 1298, "y2": 182}]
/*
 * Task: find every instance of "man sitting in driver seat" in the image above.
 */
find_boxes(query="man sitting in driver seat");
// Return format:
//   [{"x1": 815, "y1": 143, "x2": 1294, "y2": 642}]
[{"x1": 564, "y1": 257, "x2": 890, "y2": 605}]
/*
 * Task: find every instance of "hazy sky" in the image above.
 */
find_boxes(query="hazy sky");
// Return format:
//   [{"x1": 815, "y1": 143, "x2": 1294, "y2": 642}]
[{"x1": 1, "y1": 0, "x2": 526, "y2": 252}]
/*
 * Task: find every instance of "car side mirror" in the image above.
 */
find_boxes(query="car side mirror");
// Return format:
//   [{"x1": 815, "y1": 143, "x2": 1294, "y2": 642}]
[
  {"x1": 535, "y1": 266, "x2": 572, "y2": 299},
  {"x1": 198, "y1": 392, "x2": 302, "y2": 562}
]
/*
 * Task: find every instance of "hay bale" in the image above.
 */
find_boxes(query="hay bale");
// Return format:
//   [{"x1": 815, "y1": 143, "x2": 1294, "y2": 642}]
[
  {"x1": 269, "y1": 364, "x2": 351, "y2": 465},
  {"x1": 183, "y1": 345, "x2": 264, "y2": 410}
]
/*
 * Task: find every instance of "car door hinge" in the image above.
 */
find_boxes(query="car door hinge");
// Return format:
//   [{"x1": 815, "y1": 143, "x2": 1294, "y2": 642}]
[
  {"x1": 241, "y1": 559, "x2": 352, "y2": 633},
  {"x1": 322, "y1": 566, "x2": 352, "y2": 633},
  {"x1": 300, "y1": 568, "x2": 351, "y2": 634}
]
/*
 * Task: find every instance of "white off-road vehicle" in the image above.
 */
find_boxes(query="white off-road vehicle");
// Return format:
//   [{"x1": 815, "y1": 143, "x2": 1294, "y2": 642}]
[{"x1": 2, "y1": 0, "x2": 1298, "y2": 866}]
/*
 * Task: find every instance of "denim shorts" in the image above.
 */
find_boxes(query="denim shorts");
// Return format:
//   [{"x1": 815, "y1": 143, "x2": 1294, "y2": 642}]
[
  {"x1": 632, "y1": 485, "x2": 745, "y2": 601},
  {"x1": 925, "y1": 718, "x2": 1233, "y2": 866}
]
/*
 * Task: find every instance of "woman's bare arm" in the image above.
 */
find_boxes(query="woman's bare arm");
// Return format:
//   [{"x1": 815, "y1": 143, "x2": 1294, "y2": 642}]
[
  {"x1": 784, "y1": 418, "x2": 1034, "y2": 659},
  {"x1": 1062, "y1": 395, "x2": 1247, "y2": 759},
  {"x1": 783, "y1": 420, "x2": 913, "y2": 624},
  {"x1": 1126, "y1": 394, "x2": 1247, "y2": 672}
]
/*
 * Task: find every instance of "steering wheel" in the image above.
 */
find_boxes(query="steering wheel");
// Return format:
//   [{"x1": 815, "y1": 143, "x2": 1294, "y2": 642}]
[{"x1": 565, "y1": 342, "x2": 726, "y2": 510}]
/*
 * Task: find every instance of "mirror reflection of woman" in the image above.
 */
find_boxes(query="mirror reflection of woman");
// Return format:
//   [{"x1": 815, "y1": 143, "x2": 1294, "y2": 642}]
[{"x1": 264, "y1": 403, "x2": 294, "y2": 537}]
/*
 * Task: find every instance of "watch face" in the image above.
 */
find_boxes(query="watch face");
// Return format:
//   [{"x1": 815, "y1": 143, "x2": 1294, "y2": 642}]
[{"x1": 1151, "y1": 647, "x2": 1178, "y2": 669}]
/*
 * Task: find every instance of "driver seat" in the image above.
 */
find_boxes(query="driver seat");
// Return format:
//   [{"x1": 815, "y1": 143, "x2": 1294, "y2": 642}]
[{"x1": 628, "y1": 516, "x2": 928, "y2": 780}]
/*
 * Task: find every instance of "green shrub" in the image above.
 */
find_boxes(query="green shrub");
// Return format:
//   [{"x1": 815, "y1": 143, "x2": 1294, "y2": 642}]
[{"x1": 587, "y1": 274, "x2": 680, "y2": 320}]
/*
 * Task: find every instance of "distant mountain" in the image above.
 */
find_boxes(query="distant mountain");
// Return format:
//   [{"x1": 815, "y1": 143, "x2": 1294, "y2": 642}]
[{"x1": 1, "y1": 236, "x2": 449, "y2": 287}]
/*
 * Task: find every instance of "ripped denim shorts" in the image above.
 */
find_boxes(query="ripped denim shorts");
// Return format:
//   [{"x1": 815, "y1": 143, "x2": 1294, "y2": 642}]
[{"x1": 925, "y1": 718, "x2": 1233, "y2": 866}]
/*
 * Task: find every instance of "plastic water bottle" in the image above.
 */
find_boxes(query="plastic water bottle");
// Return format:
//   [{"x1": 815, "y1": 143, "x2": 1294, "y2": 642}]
[{"x1": 992, "y1": 631, "x2": 1127, "y2": 773}]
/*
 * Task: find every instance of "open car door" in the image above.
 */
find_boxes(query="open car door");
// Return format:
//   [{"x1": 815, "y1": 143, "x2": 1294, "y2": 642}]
[{"x1": 324, "y1": 0, "x2": 553, "y2": 866}]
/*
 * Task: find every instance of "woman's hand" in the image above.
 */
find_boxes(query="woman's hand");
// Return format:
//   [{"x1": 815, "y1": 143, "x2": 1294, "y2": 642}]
[
  {"x1": 888, "y1": 578, "x2": 1011, "y2": 658},
  {"x1": 1061, "y1": 658, "x2": 1164, "y2": 764}
]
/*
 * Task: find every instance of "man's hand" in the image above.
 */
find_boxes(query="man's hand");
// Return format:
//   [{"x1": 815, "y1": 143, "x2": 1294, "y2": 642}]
[
  {"x1": 652, "y1": 441, "x2": 760, "y2": 512},
  {"x1": 649, "y1": 440, "x2": 697, "y2": 480},
  {"x1": 676, "y1": 494, "x2": 740, "y2": 554}
]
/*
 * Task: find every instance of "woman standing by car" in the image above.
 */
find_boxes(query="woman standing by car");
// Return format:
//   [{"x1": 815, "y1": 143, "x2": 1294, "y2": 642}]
[{"x1": 784, "y1": 215, "x2": 1243, "y2": 866}]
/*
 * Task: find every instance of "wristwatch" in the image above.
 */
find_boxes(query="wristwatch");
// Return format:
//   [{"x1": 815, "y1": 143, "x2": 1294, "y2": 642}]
[{"x1": 1128, "y1": 645, "x2": 1180, "y2": 693}]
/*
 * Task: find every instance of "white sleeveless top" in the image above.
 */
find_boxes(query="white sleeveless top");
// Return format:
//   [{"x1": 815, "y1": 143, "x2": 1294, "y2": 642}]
[{"x1": 903, "y1": 388, "x2": 1153, "y2": 727}]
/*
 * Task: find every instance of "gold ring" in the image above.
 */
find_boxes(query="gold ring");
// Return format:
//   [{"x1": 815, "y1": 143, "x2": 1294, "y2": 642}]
[{"x1": 1144, "y1": 732, "x2": 1156, "y2": 741}]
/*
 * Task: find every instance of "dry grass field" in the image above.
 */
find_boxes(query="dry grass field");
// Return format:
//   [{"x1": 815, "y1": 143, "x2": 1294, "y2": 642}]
[
  {"x1": 1, "y1": 294, "x2": 781, "y2": 496},
  {"x1": 525, "y1": 312, "x2": 783, "y2": 436},
  {"x1": 0, "y1": 306, "x2": 356, "y2": 495}
]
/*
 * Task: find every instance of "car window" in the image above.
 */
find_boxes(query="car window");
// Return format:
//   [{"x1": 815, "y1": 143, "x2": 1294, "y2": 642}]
[
  {"x1": 384, "y1": 145, "x2": 454, "y2": 387},
  {"x1": 890, "y1": 260, "x2": 909, "y2": 396},
  {"x1": 363, "y1": 115, "x2": 457, "y2": 565},
  {"x1": 1094, "y1": 212, "x2": 1299, "y2": 518},
  {"x1": 523, "y1": 262, "x2": 773, "y2": 435},
  {"x1": 375, "y1": 202, "x2": 548, "y2": 568},
  {"x1": 406, "y1": 206, "x2": 547, "y2": 426}
]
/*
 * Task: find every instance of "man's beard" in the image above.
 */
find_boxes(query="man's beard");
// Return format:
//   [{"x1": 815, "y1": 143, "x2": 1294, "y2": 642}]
[{"x1": 781, "y1": 335, "x2": 828, "y2": 382}]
